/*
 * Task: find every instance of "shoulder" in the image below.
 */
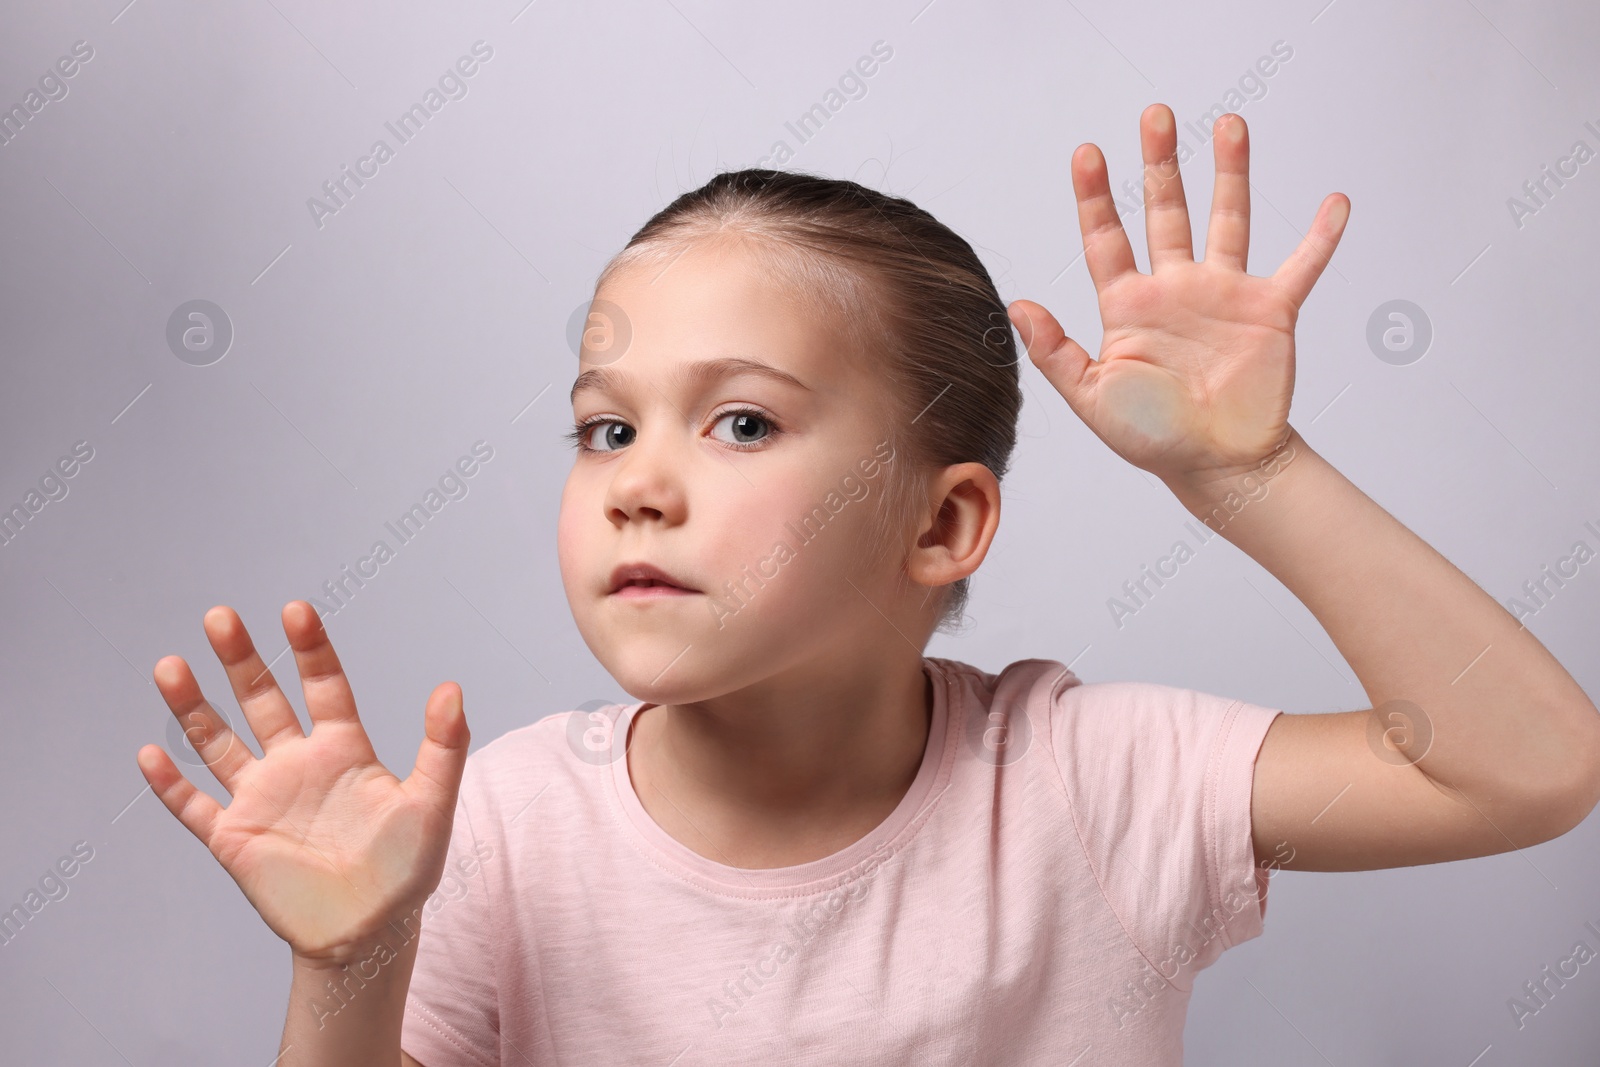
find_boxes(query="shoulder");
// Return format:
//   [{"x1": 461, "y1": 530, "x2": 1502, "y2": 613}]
[
  {"x1": 924, "y1": 656, "x2": 1081, "y2": 772},
  {"x1": 927, "y1": 655, "x2": 1200, "y2": 733},
  {"x1": 927, "y1": 653, "x2": 1269, "y2": 717},
  {"x1": 1053, "y1": 676, "x2": 1278, "y2": 767},
  {"x1": 455, "y1": 707, "x2": 626, "y2": 820},
  {"x1": 925, "y1": 654, "x2": 1084, "y2": 712},
  {"x1": 465, "y1": 710, "x2": 574, "y2": 774},
  {"x1": 930, "y1": 655, "x2": 1277, "y2": 768}
]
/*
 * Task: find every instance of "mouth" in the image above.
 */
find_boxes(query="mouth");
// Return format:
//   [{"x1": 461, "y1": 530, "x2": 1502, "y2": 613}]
[{"x1": 607, "y1": 562, "x2": 700, "y2": 597}]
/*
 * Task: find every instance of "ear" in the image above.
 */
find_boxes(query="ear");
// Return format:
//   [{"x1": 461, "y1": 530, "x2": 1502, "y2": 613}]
[{"x1": 906, "y1": 462, "x2": 1001, "y2": 590}]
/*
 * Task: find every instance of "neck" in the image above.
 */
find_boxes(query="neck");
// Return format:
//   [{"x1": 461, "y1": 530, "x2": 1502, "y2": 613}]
[{"x1": 625, "y1": 650, "x2": 934, "y2": 869}]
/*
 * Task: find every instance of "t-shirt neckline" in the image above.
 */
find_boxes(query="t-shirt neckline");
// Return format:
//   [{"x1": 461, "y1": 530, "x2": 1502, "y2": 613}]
[{"x1": 607, "y1": 657, "x2": 953, "y2": 892}]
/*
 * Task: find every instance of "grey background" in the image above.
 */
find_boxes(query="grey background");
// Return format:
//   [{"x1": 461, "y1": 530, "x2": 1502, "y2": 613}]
[{"x1": 2, "y1": 0, "x2": 1598, "y2": 1063}]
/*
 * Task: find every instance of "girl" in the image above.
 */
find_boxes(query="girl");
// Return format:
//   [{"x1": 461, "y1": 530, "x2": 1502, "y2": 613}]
[{"x1": 137, "y1": 104, "x2": 1600, "y2": 1066}]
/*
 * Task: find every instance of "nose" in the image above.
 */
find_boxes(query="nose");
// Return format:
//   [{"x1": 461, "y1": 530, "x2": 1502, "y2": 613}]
[{"x1": 602, "y1": 428, "x2": 687, "y2": 529}]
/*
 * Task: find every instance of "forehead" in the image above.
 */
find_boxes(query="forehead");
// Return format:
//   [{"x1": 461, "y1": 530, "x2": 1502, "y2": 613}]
[{"x1": 575, "y1": 238, "x2": 872, "y2": 399}]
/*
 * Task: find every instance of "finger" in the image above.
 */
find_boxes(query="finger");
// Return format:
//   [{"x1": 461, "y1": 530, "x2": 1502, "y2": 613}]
[
  {"x1": 136, "y1": 743, "x2": 224, "y2": 849},
  {"x1": 153, "y1": 655, "x2": 256, "y2": 794},
  {"x1": 1140, "y1": 104, "x2": 1195, "y2": 269},
  {"x1": 402, "y1": 682, "x2": 471, "y2": 816},
  {"x1": 1008, "y1": 299, "x2": 1096, "y2": 416},
  {"x1": 282, "y1": 601, "x2": 363, "y2": 729},
  {"x1": 1204, "y1": 114, "x2": 1251, "y2": 271},
  {"x1": 1270, "y1": 193, "x2": 1350, "y2": 311},
  {"x1": 203, "y1": 605, "x2": 307, "y2": 754},
  {"x1": 1071, "y1": 142, "x2": 1139, "y2": 291}
]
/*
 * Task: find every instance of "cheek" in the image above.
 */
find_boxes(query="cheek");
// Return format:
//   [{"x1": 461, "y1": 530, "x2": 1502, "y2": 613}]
[
  {"x1": 702, "y1": 478, "x2": 879, "y2": 595},
  {"x1": 555, "y1": 477, "x2": 592, "y2": 584},
  {"x1": 695, "y1": 484, "x2": 790, "y2": 575}
]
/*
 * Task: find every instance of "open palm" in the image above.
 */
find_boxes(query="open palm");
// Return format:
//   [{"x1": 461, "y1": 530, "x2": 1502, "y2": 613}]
[
  {"x1": 137, "y1": 602, "x2": 470, "y2": 965},
  {"x1": 1009, "y1": 104, "x2": 1350, "y2": 486}
]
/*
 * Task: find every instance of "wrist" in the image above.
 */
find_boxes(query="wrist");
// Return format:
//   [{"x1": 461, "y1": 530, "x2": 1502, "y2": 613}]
[
  {"x1": 287, "y1": 929, "x2": 418, "y2": 1054},
  {"x1": 1162, "y1": 428, "x2": 1307, "y2": 533},
  {"x1": 291, "y1": 910, "x2": 427, "y2": 975}
]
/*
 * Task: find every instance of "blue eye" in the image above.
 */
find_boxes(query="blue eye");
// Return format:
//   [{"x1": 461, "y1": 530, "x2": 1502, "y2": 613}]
[{"x1": 711, "y1": 409, "x2": 774, "y2": 448}]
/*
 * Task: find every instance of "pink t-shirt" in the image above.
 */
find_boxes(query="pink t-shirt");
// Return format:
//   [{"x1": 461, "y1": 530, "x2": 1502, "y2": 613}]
[{"x1": 400, "y1": 656, "x2": 1282, "y2": 1066}]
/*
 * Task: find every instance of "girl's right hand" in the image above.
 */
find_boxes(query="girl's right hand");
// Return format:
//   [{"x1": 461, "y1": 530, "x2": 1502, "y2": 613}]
[{"x1": 137, "y1": 601, "x2": 471, "y2": 967}]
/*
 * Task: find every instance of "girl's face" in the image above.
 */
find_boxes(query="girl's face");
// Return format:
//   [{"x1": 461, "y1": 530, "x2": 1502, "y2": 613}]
[{"x1": 557, "y1": 238, "x2": 919, "y2": 703}]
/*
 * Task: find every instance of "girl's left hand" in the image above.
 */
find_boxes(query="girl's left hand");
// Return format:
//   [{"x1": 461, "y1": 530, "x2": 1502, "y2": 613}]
[{"x1": 1008, "y1": 103, "x2": 1350, "y2": 489}]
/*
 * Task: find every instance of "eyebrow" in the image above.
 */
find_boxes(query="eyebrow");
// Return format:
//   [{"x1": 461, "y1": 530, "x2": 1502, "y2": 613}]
[{"x1": 569, "y1": 356, "x2": 812, "y2": 405}]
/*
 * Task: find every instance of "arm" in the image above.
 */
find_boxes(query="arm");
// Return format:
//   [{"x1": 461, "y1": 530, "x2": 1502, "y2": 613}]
[
  {"x1": 1166, "y1": 428, "x2": 1600, "y2": 870},
  {"x1": 1008, "y1": 103, "x2": 1600, "y2": 873},
  {"x1": 280, "y1": 935, "x2": 419, "y2": 1066}
]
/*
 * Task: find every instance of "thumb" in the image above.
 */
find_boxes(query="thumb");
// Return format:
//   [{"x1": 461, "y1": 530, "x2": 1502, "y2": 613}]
[
  {"x1": 405, "y1": 682, "x2": 471, "y2": 814},
  {"x1": 1008, "y1": 299, "x2": 1094, "y2": 413}
]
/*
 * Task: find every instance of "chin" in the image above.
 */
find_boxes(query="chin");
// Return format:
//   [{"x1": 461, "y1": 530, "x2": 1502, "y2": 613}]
[
  {"x1": 608, "y1": 660, "x2": 712, "y2": 706},
  {"x1": 576, "y1": 594, "x2": 817, "y2": 703},
  {"x1": 579, "y1": 619, "x2": 717, "y2": 703},
  {"x1": 612, "y1": 626, "x2": 812, "y2": 707}
]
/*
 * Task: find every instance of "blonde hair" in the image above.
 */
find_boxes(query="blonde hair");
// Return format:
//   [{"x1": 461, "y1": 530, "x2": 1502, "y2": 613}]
[{"x1": 594, "y1": 169, "x2": 1022, "y2": 636}]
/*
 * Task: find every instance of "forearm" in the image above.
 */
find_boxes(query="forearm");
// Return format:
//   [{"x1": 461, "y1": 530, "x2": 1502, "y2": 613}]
[
  {"x1": 279, "y1": 928, "x2": 418, "y2": 1067},
  {"x1": 1164, "y1": 426, "x2": 1600, "y2": 805}
]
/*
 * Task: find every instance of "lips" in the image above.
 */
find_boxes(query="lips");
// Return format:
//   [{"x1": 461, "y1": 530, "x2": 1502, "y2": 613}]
[{"x1": 607, "y1": 562, "x2": 699, "y2": 594}]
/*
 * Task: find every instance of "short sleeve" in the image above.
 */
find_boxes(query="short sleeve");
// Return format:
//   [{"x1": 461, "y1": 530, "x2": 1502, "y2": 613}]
[
  {"x1": 1046, "y1": 678, "x2": 1282, "y2": 988},
  {"x1": 401, "y1": 757, "x2": 501, "y2": 1067}
]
